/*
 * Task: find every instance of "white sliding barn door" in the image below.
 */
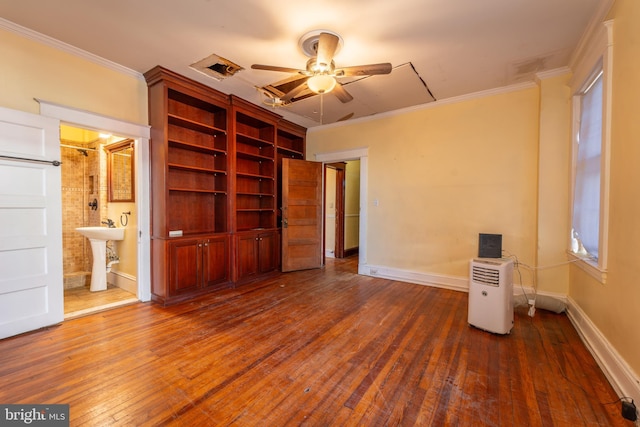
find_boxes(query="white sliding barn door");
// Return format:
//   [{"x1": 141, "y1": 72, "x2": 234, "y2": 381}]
[{"x1": 0, "y1": 106, "x2": 63, "y2": 339}]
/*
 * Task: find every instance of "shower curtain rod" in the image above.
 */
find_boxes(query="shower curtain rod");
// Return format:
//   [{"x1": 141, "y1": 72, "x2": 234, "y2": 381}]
[{"x1": 60, "y1": 144, "x2": 98, "y2": 151}]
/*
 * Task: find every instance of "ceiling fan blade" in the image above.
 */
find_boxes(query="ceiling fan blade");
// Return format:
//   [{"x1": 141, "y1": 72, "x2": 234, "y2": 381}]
[
  {"x1": 337, "y1": 112, "x2": 355, "y2": 122},
  {"x1": 281, "y1": 78, "x2": 310, "y2": 102},
  {"x1": 259, "y1": 85, "x2": 286, "y2": 99},
  {"x1": 332, "y1": 82, "x2": 354, "y2": 103},
  {"x1": 252, "y1": 64, "x2": 305, "y2": 74},
  {"x1": 316, "y1": 32, "x2": 340, "y2": 66},
  {"x1": 335, "y1": 63, "x2": 393, "y2": 77}
]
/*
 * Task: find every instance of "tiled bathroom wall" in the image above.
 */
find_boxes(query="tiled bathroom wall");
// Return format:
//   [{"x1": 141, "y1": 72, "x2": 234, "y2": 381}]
[{"x1": 61, "y1": 143, "x2": 107, "y2": 289}]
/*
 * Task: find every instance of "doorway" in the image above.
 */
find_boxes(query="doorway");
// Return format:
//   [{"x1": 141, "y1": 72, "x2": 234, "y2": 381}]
[
  {"x1": 37, "y1": 100, "x2": 152, "y2": 316},
  {"x1": 325, "y1": 163, "x2": 344, "y2": 258},
  {"x1": 60, "y1": 125, "x2": 138, "y2": 318},
  {"x1": 324, "y1": 160, "x2": 360, "y2": 259},
  {"x1": 315, "y1": 147, "x2": 368, "y2": 273}
]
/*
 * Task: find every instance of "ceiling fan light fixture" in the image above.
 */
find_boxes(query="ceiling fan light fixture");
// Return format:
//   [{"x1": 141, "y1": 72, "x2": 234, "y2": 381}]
[{"x1": 307, "y1": 74, "x2": 336, "y2": 94}]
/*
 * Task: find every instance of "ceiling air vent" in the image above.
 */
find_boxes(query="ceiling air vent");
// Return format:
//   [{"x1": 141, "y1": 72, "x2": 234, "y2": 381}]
[{"x1": 190, "y1": 54, "x2": 244, "y2": 81}]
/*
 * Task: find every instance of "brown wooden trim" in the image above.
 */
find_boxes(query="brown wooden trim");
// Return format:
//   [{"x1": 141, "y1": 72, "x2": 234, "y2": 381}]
[
  {"x1": 105, "y1": 139, "x2": 135, "y2": 203},
  {"x1": 344, "y1": 246, "x2": 359, "y2": 257}
]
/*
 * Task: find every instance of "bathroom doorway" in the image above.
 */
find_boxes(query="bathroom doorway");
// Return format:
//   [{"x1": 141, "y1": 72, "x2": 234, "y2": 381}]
[{"x1": 60, "y1": 124, "x2": 138, "y2": 318}]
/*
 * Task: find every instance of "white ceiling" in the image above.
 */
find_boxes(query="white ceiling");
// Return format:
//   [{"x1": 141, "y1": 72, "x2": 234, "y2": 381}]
[{"x1": 0, "y1": 0, "x2": 605, "y2": 127}]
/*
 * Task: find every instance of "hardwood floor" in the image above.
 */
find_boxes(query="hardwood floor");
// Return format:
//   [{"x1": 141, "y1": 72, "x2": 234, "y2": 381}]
[{"x1": 0, "y1": 257, "x2": 629, "y2": 426}]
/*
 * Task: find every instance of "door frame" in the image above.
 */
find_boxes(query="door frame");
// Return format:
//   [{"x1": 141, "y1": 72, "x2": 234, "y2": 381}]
[
  {"x1": 324, "y1": 162, "x2": 346, "y2": 258},
  {"x1": 37, "y1": 100, "x2": 152, "y2": 302},
  {"x1": 314, "y1": 148, "x2": 368, "y2": 273}
]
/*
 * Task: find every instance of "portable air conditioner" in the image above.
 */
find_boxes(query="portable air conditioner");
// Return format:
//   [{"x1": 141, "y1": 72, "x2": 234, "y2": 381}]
[{"x1": 468, "y1": 258, "x2": 514, "y2": 334}]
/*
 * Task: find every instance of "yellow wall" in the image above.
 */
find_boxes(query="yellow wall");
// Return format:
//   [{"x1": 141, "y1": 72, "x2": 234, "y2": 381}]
[
  {"x1": 568, "y1": 0, "x2": 640, "y2": 378},
  {"x1": 108, "y1": 202, "x2": 137, "y2": 277},
  {"x1": 308, "y1": 88, "x2": 541, "y2": 281},
  {"x1": 0, "y1": 28, "x2": 147, "y2": 123},
  {"x1": 536, "y1": 74, "x2": 572, "y2": 294}
]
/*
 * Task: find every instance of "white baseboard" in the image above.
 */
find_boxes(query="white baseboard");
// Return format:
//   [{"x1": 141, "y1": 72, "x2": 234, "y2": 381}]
[
  {"x1": 359, "y1": 263, "x2": 468, "y2": 292},
  {"x1": 566, "y1": 296, "x2": 640, "y2": 404},
  {"x1": 359, "y1": 263, "x2": 568, "y2": 300},
  {"x1": 107, "y1": 271, "x2": 137, "y2": 295}
]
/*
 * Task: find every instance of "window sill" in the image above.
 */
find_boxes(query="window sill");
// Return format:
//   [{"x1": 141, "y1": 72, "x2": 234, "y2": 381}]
[{"x1": 567, "y1": 251, "x2": 607, "y2": 284}]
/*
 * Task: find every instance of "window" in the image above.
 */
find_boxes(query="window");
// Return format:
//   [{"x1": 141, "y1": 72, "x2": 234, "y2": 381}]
[
  {"x1": 570, "y1": 57, "x2": 611, "y2": 283},
  {"x1": 571, "y1": 69, "x2": 603, "y2": 260},
  {"x1": 568, "y1": 20, "x2": 612, "y2": 283}
]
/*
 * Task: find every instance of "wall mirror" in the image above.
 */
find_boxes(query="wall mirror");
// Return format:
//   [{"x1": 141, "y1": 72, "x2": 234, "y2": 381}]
[{"x1": 106, "y1": 139, "x2": 135, "y2": 202}]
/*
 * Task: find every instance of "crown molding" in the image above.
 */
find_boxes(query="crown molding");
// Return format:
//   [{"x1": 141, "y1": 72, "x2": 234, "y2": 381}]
[
  {"x1": 569, "y1": 0, "x2": 615, "y2": 71},
  {"x1": 0, "y1": 17, "x2": 143, "y2": 80},
  {"x1": 536, "y1": 66, "x2": 571, "y2": 81}
]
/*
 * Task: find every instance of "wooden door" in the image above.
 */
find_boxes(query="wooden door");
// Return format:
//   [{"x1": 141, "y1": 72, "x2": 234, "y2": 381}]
[
  {"x1": 281, "y1": 159, "x2": 323, "y2": 272},
  {"x1": 0, "y1": 106, "x2": 63, "y2": 339}
]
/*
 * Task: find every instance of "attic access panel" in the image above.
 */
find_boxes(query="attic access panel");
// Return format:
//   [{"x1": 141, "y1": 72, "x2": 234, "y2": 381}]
[{"x1": 191, "y1": 54, "x2": 244, "y2": 81}]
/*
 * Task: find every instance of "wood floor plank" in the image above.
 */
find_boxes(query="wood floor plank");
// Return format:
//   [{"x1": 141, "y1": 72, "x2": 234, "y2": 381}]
[{"x1": 0, "y1": 257, "x2": 629, "y2": 426}]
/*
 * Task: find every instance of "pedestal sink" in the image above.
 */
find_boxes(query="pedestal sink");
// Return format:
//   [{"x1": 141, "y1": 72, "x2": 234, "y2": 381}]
[{"x1": 76, "y1": 227, "x2": 125, "y2": 292}]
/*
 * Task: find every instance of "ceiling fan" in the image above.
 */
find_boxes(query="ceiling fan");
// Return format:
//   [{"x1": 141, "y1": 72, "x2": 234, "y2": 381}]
[{"x1": 252, "y1": 30, "x2": 392, "y2": 106}]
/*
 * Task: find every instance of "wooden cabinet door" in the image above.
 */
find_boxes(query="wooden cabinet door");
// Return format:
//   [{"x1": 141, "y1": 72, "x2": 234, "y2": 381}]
[
  {"x1": 236, "y1": 233, "x2": 259, "y2": 280},
  {"x1": 202, "y1": 236, "x2": 229, "y2": 287},
  {"x1": 258, "y1": 231, "x2": 278, "y2": 273},
  {"x1": 169, "y1": 239, "x2": 200, "y2": 296}
]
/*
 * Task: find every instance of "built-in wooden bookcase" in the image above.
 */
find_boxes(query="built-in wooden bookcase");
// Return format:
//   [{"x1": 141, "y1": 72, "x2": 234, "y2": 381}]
[
  {"x1": 145, "y1": 67, "x2": 307, "y2": 301},
  {"x1": 230, "y1": 96, "x2": 281, "y2": 282},
  {"x1": 145, "y1": 66, "x2": 231, "y2": 304},
  {"x1": 147, "y1": 67, "x2": 230, "y2": 238}
]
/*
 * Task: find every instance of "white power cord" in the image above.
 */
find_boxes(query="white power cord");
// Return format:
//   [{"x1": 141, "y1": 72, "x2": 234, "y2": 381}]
[{"x1": 528, "y1": 299, "x2": 536, "y2": 317}]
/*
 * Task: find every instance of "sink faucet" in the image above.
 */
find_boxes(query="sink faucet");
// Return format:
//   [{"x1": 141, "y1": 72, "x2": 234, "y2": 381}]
[{"x1": 102, "y1": 219, "x2": 116, "y2": 228}]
